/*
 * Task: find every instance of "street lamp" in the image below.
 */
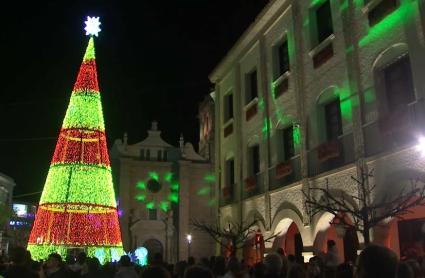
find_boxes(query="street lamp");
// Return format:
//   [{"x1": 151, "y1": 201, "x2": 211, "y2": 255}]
[
  {"x1": 417, "y1": 136, "x2": 425, "y2": 156},
  {"x1": 187, "y1": 234, "x2": 192, "y2": 259}
]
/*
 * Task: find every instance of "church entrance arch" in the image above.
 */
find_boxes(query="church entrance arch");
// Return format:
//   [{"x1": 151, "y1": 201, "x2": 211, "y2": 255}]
[{"x1": 143, "y1": 238, "x2": 163, "y2": 264}]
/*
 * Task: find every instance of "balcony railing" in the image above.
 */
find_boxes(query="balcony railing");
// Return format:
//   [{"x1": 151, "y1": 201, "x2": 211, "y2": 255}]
[
  {"x1": 363, "y1": 100, "x2": 425, "y2": 157},
  {"x1": 269, "y1": 156, "x2": 301, "y2": 190},
  {"x1": 220, "y1": 183, "x2": 236, "y2": 207},
  {"x1": 243, "y1": 171, "x2": 265, "y2": 199},
  {"x1": 308, "y1": 133, "x2": 355, "y2": 177}
]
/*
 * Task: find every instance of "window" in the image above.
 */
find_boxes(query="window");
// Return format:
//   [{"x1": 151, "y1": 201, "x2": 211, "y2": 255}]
[
  {"x1": 157, "y1": 150, "x2": 162, "y2": 161},
  {"x1": 277, "y1": 40, "x2": 290, "y2": 77},
  {"x1": 283, "y1": 126, "x2": 295, "y2": 160},
  {"x1": 148, "y1": 209, "x2": 157, "y2": 220},
  {"x1": 383, "y1": 56, "x2": 415, "y2": 112},
  {"x1": 367, "y1": 0, "x2": 399, "y2": 27},
  {"x1": 325, "y1": 99, "x2": 343, "y2": 140},
  {"x1": 315, "y1": 1, "x2": 333, "y2": 45},
  {"x1": 249, "y1": 145, "x2": 260, "y2": 176},
  {"x1": 225, "y1": 159, "x2": 235, "y2": 186},
  {"x1": 224, "y1": 93, "x2": 234, "y2": 122},
  {"x1": 163, "y1": 150, "x2": 168, "y2": 161},
  {"x1": 140, "y1": 149, "x2": 145, "y2": 160},
  {"x1": 146, "y1": 149, "x2": 151, "y2": 161},
  {"x1": 246, "y1": 70, "x2": 258, "y2": 104}
]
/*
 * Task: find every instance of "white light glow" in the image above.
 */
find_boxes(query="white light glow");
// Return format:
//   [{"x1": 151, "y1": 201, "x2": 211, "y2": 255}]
[
  {"x1": 84, "y1": 16, "x2": 101, "y2": 37},
  {"x1": 417, "y1": 136, "x2": 425, "y2": 156},
  {"x1": 187, "y1": 234, "x2": 192, "y2": 244}
]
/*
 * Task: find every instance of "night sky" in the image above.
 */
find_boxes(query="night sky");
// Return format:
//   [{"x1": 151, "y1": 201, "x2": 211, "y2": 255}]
[{"x1": 0, "y1": 0, "x2": 269, "y2": 202}]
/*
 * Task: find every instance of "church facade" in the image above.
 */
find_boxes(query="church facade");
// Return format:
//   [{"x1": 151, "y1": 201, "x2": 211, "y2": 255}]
[
  {"x1": 111, "y1": 120, "x2": 215, "y2": 263},
  {"x1": 210, "y1": 0, "x2": 425, "y2": 263}
]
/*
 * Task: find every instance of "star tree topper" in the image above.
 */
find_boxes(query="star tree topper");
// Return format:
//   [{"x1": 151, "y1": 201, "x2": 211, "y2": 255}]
[{"x1": 84, "y1": 16, "x2": 101, "y2": 37}]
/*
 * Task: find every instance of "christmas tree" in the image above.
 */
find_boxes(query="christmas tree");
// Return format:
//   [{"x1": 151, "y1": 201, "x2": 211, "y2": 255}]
[{"x1": 27, "y1": 17, "x2": 124, "y2": 262}]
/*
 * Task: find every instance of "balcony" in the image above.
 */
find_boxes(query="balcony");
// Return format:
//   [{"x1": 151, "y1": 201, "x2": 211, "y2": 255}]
[
  {"x1": 363, "y1": 100, "x2": 425, "y2": 157},
  {"x1": 269, "y1": 156, "x2": 301, "y2": 190},
  {"x1": 220, "y1": 184, "x2": 235, "y2": 207},
  {"x1": 243, "y1": 172, "x2": 265, "y2": 199},
  {"x1": 308, "y1": 133, "x2": 355, "y2": 177}
]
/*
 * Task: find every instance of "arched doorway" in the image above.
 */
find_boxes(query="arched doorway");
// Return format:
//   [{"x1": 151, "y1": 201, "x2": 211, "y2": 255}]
[
  {"x1": 384, "y1": 205, "x2": 425, "y2": 259},
  {"x1": 314, "y1": 213, "x2": 359, "y2": 264},
  {"x1": 273, "y1": 219, "x2": 304, "y2": 263},
  {"x1": 143, "y1": 239, "x2": 163, "y2": 264}
]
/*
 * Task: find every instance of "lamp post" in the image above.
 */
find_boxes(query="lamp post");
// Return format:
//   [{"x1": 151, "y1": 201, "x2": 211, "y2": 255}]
[
  {"x1": 417, "y1": 136, "x2": 425, "y2": 156},
  {"x1": 187, "y1": 234, "x2": 192, "y2": 259}
]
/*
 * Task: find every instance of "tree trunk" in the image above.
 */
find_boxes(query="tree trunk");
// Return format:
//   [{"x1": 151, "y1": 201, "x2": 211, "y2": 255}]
[{"x1": 363, "y1": 226, "x2": 370, "y2": 245}]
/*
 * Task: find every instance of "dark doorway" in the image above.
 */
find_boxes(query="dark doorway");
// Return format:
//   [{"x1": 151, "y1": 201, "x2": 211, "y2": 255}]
[{"x1": 343, "y1": 228, "x2": 359, "y2": 263}]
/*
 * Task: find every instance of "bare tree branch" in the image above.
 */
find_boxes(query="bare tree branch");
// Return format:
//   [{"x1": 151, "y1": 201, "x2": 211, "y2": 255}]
[{"x1": 303, "y1": 167, "x2": 425, "y2": 245}]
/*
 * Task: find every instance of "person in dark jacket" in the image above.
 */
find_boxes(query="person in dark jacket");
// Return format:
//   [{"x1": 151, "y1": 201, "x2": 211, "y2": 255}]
[
  {"x1": 40, "y1": 253, "x2": 70, "y2": 278},
  {"x1": 4, "y1": 247, "x2": 38, "y2": 278}
]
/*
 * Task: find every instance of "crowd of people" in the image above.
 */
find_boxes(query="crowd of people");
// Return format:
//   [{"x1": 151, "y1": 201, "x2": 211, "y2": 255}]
[{"x1": 0, "y1": 243, "x2": 424, "y2": 278}]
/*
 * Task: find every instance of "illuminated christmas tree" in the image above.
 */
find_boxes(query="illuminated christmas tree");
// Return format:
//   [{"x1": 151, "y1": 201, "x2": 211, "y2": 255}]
[{"x1": 27, "y1": 17, "x2": 124, "y2": 262}]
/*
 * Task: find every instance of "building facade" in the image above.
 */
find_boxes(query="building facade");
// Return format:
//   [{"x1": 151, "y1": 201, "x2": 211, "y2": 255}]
[
  {"x1": 111, "y1": 122, "x2": 215, "y2": 263},
  {"x1": 210, "y1": 0, "x2": 425, "y2": 263},
  {"x1": 0, "y1": 172, "x2": 16, "y2": 255}
]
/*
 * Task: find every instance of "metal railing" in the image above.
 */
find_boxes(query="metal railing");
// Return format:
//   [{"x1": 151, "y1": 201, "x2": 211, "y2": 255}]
[
  {"x1": 242, "y1": 171, "x2": 265, "y2": 199},
  {"x1": 220, "y1": 183, "x2": 236, "y2": 207},
  {"x1": 268, "y1": 156, "x2": 302, "y2": 190},
  {"x1": 363, "y1": 100, "x2": 425, "y2": 157},
  {"x1": 308, "y1": 133, "x2": 355, "y2": 177}
]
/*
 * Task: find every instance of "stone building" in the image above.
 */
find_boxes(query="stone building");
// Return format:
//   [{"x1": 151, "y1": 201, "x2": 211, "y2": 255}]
[
  {"x1": 209, "y1": 0, "x2": 425, "y2": 263},
  {"x1": 111, "y1": 121, "x2": 215, "y2": 262}
]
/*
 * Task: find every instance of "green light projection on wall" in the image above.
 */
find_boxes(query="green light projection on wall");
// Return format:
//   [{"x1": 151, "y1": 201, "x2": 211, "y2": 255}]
[
  {"x1": 168, "y1": 192, "x2": 179, "y2": 203},
  {"x1": 199, "y1": 173, "x2": 217, "y2": 205},
  {"x1": 364, "y1": 88, "x2": 376, "y2": 103},
  {"x1": 148, "y1": 171, "x2": 159, "y2": 181},
  {"x1": 135, "y1": 171, "x2": 179, "y2": 212},
  {"x1": 359, "y1": 0, "x2": 418, "y2": 48},
  {"x1": 293, "y1": 124, "x2": 301, "y2": 146},
  {"x1": 136, "y1": 181, "x2": 146, "y2": 190},
  {"x1": 203, "y1": 174, "x2": 215, "y2": 182},
  {"x1": 146, "y1": 202, "x2": 154, "y2": 209}
]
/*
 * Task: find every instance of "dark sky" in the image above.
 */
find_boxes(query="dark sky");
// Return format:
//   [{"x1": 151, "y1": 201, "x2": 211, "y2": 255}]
[{"x1": 0, "y1": 0, "x2": 269, "y2": 202}]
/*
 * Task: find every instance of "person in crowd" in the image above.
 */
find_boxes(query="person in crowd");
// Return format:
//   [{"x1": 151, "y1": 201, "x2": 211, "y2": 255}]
[
  {"x1": 187, "y1": 257, "x2": 195, "y2": 266},
  {"x1": 200, "y1": 257, "x2": 210, "y2": 267},
  {"x1": 398, "y1": 262, "x2": 415, "y2": 278},
  {"x1": 263, "y1": 253, "x2": 283, "y2": 278},
  {"x1": 4, "y1": 247, "x2": 38, "y2": 278},
  {"x1": 287, "y1": 264, "x2": 306, "y2": 278},
  {"x1": 141, "y1": 265, "x2": 171, "y2": 278},
  {"x1": 212, "y1": 256, "x2": 226, "y2": 278},
  {"x1": 336, "y1": 262, "x2": 353, "y2": 278},
  {"x1": 81, "y1": 257, "x2": 102, "y2": 278},
  {"x1": 173, "y1": 261, "x2": 187, "y2": 278},
  {"x1": 114, "y1": 255, "x2": 138, "y2": 278},
  {"x1": 325, "y1": 240, "x2": 340, "y2": 268},
  {"x1": 69, "y1": 252, "x2": 87, "y2": 276},
  {"x1": 405, "y1": 259, "x2": 424, "y2": 278},
  {"x1": 250, "y1": 262, "x2": 265, "y2": 278},
  {"x1": 223, "y1": 257, "x2": 244, "y2": 278},
  {"x1": 184, "y1": 265, "x2": 214, "y2": 278},
  {"x1": 355, "y1": 244, "x2": 398, "y2": 278},
  {"x1": 40, "y1": 253, "x2": 69, "y2": 278},
  {"x1": 306, "y1": 256, "x2": 321, "y2": 278}
]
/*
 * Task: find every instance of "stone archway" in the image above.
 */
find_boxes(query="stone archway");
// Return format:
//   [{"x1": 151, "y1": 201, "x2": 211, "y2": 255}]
[
  {"x1": 143, "y1": 238, "x2": 163, "y2": 264},
  {"x1": 272, "y1": 218, "x2": 304, "y2": 263},
  {"x1": 313, "y1": 212, "x2": 359, "y2": 264}
]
